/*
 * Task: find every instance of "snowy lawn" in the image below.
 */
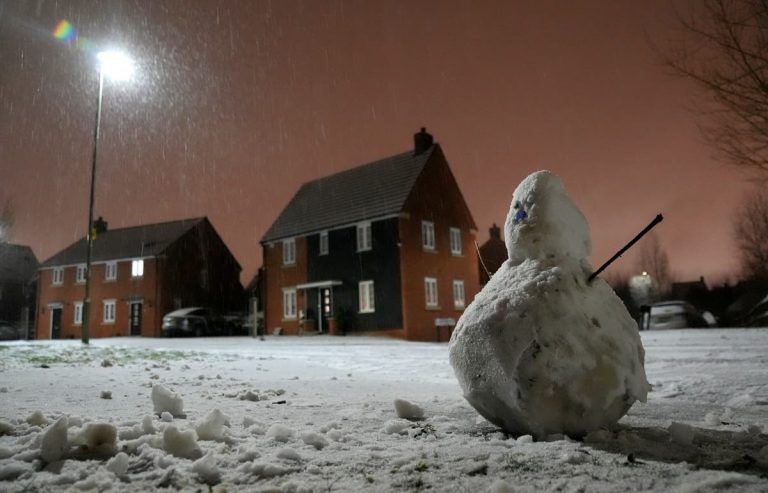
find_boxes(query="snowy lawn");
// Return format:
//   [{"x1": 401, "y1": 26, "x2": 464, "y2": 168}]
[{"x1": 1, "y1": 329, "x2": 767, "y2": 492}]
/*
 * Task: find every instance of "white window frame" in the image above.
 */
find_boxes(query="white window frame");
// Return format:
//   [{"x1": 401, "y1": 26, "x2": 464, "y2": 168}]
[
  {"x1": 131, "y1": 259, "x2": 144, "y2": 278},
  {"x1": 425, "y1": 277, "x2": 438, "y2": 308},
  {"x1": 283, "y1": 288, "x2": 297, "y2": 320},
  {"x1": 422, "y1": 221, "x2": 436, "y2": 251},
  {"x1": 75, "y1": 264, "x2": 87, "y2": 284},
  {"x1": 450, "y1": 227, "x2": 462, "y2": 256},
  {"x1": 319, "y1": 231, "x2": 329, "y2": 256},
  {"x1": 103, "y1": 299, "x2": 116, "y2": 324},
  {"x1": 52, "y1": 267, "x2": 64, "y2": 285},
  {"x1": 453, "y1": 280, "x2": 466, "y2": 310},
  {"x1": 105, "y1": 261, "x2": 117, "y2": 281},
  {"x1": 74, "y1": 301, "x2": 83, "y2": 325},
  {"x1": 283, "y1": 238, "x2": 296, "y2": 265},
  {"x1": 358, "y1": 280, "x2": 375, "y2": 313},
  {"x1": 356, "y1": 222, "x2": 372, "y2": 252}
]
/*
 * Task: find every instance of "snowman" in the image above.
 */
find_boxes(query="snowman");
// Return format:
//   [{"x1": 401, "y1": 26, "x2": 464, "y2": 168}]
[{"x1": 449, "y1": 170, "x2": 651, "y2": 438}]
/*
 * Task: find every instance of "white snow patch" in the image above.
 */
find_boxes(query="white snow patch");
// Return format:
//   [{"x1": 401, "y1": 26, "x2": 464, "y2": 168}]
[
  {"x1": 276, "y1": 448, "x2": 302, "y2": 462},
  {"x1": 106, "y1": 451, "x2": 129, "y2": 475},
  {"x1": 394, "y1": 398, "x2": 425, "y2": 419},
  {"x1": 151, "y1": 384, "x2": 184, "y2": 417},
  {"x1": 163, "y1": 425, "x2": 202, "y2": 459},
  {"x1": 192, "y1": 451, "x2": 221, "y2": 485},
  {"x1": 40, "y1": 416, "x2": 68, "y2": 463},
  {"x1": 383, "y1": 419, "x2": 411, "y2": 435},
  {"x1": 266, "y1": 424, "x2": 295, "y2": 443},
  {"x1": 195, "y1": 408, "x2": 229, "y2": 442},
  {"x1": 301, "y1": 432, "x2": 329, "y2": 450},
  {"x1": 26, "y1": 410, "x2": 48, "y2": 427}
]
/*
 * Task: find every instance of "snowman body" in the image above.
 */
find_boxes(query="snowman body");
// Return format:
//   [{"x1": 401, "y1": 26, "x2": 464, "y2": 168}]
[{"x1": 449, "y1": 171, "x2": 650, "y2": 437}]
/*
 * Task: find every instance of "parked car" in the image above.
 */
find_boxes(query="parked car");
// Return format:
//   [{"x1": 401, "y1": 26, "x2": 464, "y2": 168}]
[
  {"x1": 161, "y1": 307, "x2": 231, "y2": 337},
  {"x1": 648, "y1": 301, "x2": 714, "y2": 330}
]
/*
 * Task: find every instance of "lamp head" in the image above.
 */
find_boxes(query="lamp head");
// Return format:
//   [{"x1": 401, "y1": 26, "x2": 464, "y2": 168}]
[{"x1": 97, "y1": 50, "x2": 134, "y2": 81}]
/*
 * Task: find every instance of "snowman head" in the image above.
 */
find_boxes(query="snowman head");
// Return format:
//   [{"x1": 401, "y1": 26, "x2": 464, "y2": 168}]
[{"x1": 504, "y1": 170, "x2": 591, "y2": 263}]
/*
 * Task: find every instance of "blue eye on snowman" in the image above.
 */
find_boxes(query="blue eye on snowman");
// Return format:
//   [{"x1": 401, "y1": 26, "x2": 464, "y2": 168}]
[{"x1": 512, "y1": 199, "x2": 531, "y2": 224}]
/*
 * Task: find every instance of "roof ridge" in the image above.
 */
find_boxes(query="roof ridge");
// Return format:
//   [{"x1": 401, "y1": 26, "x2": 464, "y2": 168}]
[
  {"x1": 96, "y1": 216, "x2": 205, "y2": 235},
  {"x1": 299, "y1": 148, "x2": 425, "y2": 188}
]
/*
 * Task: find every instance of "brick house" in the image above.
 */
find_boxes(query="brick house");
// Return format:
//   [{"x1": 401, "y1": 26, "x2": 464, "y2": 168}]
[
  {"x1": 260, "y1": 128, "x2": 479, "y2": 341},
  {"x1": 36, "y1": 217, "x2": 242, "y2": 339},
  {"x1": 0, "y1": 243, "x2": 38, "y2": 339}
]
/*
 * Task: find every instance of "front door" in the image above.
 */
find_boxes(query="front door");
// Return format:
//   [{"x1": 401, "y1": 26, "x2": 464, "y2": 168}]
[
  {"x1": 129, "y1": 302, "x2": 142, "y2": 336},
  {"x1": 51, "y1": 307, "x2": 62, "y2": 339},
  {"x1": 318, "y1": 288, "x2": 332, "y2": 333}
]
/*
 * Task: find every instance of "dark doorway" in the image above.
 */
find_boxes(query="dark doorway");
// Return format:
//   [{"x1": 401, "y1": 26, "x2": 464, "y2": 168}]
[
  {"x1": 129, "y1": 302, "x2": 142, "y2": 336},
  {"x1": 51, "y1": 307, "x2": 62, "y2": 339}
]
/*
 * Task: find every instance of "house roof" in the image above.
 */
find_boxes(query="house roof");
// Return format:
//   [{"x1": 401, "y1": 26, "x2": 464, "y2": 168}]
[
  {"x1": 0, "y1": 243, "x2": 38, "y2": 282},
  {"x1": 261, "y1": 146, "x2": 435, "y2": 242},
  {"x1": 41, "y1": 217, "x2": 206, "y2": 268}
]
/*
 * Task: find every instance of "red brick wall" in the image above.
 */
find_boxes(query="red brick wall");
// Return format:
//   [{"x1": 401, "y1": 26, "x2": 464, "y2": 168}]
[
  {"x1": 263, "y1": 237, "x2": 308, "y2": 335},
  {"x1": 399, "y1": 147, "x2": 480, "y2": 341}
]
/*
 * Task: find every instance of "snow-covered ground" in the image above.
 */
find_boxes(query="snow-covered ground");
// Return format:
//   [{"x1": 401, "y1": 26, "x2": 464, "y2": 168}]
[{"x1": 1, "y1": 329, "x2": 767, "y2": 492}]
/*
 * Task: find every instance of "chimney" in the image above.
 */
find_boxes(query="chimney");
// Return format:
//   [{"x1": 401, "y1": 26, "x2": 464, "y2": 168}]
[
  {"x1": 93, "y1": 216, "x2": 108, "y2": 234},
  {"x1": 413, "y1": 127, "x2": 433, "y2": 155},
  {"x1": 489, "y1": 223, "x2": 501, "y2": 240}
]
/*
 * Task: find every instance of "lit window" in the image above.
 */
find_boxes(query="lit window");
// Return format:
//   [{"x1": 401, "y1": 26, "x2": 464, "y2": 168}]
[
  {"x1": 283, "y1": 288, "x2": 297, "y2": 319},
  {"x1": 103, "y1": 299, "x2": 116, "y2": 324},
  {"x1": 425, "y1": 277, "x2": 438, "y2": 308},
  {"x1": 450, "y1": 227, "x2": 462, "y2": 255},
  {"x1": 356, "y1": 222, "x2": 372, "y2": 251},
  {"x1": 453, "y1": 280, "x2": 465, "y2": 309},
  {"x1": 422, "y1": 221, "x2": 435, "y2": 251},
  {"x1": 319, "y1": 231, "x2": 329, "y2": 256},
  {"x1": 359, "y1": 280, "x2": 375, "y2": 313},
  {"x1": 283, "y1": 238, "x2": 296, "y2": 265},
  {"x1": 131, "y1": 259, "x2": 144, "y2": 277},
  {"x1": 105, "y1": 261, "x2": 117, "y2": 281},
  {"x1": 76, "y1": 264, "x2": 87, "y2": 283},
  {"x1": 52, "y1": 267, "x2": 64, "y2": 285},
  {"x1": 74, "y1": 302, "x2": 83, "y2": 325}
]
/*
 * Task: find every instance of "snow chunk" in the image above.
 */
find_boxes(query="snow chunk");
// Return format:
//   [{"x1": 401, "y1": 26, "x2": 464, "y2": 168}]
[
  {"x1": 668, "y1": 422, "x2": 695, "y2": 446},
  {"x1": 100, "y1": 390, "x2": 112, "y2": 400},
  {"x1": 394, "y1": 398, "x2": 425, "y2": 419},
  {"x1": 0, "y1": 420, "x2": 12, "y2": 436},
  {"x1": 151, "y1": 384, "x2": 184, "y2": 417},
  {"x1": 489, "y1": 479, "x2": 515, "y2": 493},
  {"x1": 26, "y1": 410, "x2": 48, "y2": 427},
  {"x1": 383, "y1": 419, "x2": 411, "y2": 435},
  {"x1": 242, "y1": 462, "x2": 291, "y2": 478},
  {"x1": 82, "y1": 422, "x2": 118, "y2": 456},
  {"x1": 40, "y1": 416, "x2": 68, "y2": 463},
  {"x1": 0, "y1": 446, "x2": 13, "y2": 460},
  {"x1": 516, "y1": 434, "x2": 534, "y2": 444},
  {"x1": 142, "y1": 415, "x2": 155, "y2": 434},
  {"x1": 266, "y1": 424, "x2": 295, "y2": 443},
  {"x1": 73, "y1": 470, "x2": 114, "y2": 491},
  {"x1": 301, "y1": 432, "x2": 329, "y2": 450},
  {"x1": 192, "y1": 451, "x2": 221, "y2": 485},
  {"x1": 161, "y1": 412, "x2": 173, "y2": 422},
  {"x1": 106, "y1": 452, "x2": 129, "y2": 476},
  {"x1": 195, "y1": 409, "x2": 229, "y2": 442},
  {"x1": 277, "y1": 448, "x2": 302, "y2": 461},
  {"x1": 163, "y1": 425, "x2": 202, "y2": 459},
  {"x1": 0, "y1": 461, "x2": 33, "y2": 481}
]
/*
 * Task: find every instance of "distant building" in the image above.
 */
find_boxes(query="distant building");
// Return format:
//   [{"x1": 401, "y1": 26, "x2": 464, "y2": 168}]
[
  {"x1": 478, "y1": 223, "x2": 507, "y2": 285},
  {"x1": 260, "y1": 128, "x2": 479, "y2": 341},
  {"x1": 0, "y1": 243, "x2": 38, "y2": 339},
  {"x1": 36, "y1": 217, "x2": 241, "y2": 339}
]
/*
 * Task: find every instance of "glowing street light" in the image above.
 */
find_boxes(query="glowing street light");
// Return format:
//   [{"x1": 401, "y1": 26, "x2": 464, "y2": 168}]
[{"x1": 82, "y1": 50, "x2": 134, "y2": 344}]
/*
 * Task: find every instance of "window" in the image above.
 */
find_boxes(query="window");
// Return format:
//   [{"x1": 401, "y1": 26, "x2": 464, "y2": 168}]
[
  {"x1": 359, "y1": 280, "x2": 375, "y2": 313},
  {"x1": 74, "y1": 302, "x2": 83, "y2": 325},
  {"x1": 422, "y1": 221, "x2": 435, "y2": 250},
  {"x1": 76, "y1": 264, "x2": 87, "y2": 283},
  {"x1": 131, "y1": 259, "x2": 144, "y2": 277},
  {"x1": 105, "y1": 261, "x2": 117, "y2": 281},
  {"x1": 103, "y1": 299, "x2": 116, "y2": 324},
  {"x1": 356, "y1": 222, "x2": 372, "y2": 251},
  {"x1": 453, "y1": 280, "x2": 466, "y2": 309},
  {"x1": 319, "y1": 231, "x2": 329, "y2": 256},
  {"x1": 450, "y1": 227, "x2": 462, "y2": 255},
  {"x1": 425, "y1": 277, "x2": 438, "y2": 308},
  {"x1": 283, "y1": 288, "x2": 297, "y2": 319},
  {"x1": 52, "y1": 267, "x2": 64, "y2": 285},
  {"x1": 283, "y1": 238, "x2": 296, "y2": 265}
]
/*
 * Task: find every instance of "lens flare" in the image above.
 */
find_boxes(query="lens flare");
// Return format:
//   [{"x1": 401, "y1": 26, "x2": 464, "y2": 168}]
[{"x1": 52, "y1": 20, "x2": 77, "y2": 44}]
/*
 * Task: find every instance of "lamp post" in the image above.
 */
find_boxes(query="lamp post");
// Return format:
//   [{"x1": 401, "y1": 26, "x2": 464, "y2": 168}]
[{"x1": 82, "y1": 50, "x2": 134, "y2": 344}]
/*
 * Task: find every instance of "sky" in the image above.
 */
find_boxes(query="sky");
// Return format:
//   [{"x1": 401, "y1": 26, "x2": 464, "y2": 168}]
[{"x1": 0, "y1": 0, "x2": 756, "y2": 286}]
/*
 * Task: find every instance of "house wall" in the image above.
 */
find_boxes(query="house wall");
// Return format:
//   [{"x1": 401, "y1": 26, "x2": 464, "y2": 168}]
[
  {"x1": 399, "y1": 147, "x2": 480, "y2": 341},
  {"x1": 263, "y1": 236, "x2": 308, "y2": 335},
  {"x1": 35, "y1": 259, "x2": 158, "y2": 339},
  {"x1": 306, "y1": 219, "x2": 403, "y2": 333}
]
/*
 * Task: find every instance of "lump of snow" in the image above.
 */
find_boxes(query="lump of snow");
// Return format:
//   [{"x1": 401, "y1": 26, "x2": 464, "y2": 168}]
[
  {"x1": 266, "y1": 424, "x2": 295, "y2": 443},
  {"x1": 704, "y1": 412, "x2": 721, "y2": 427},
  {"x1": 560, "y1": 450, "x2": 590, "y2": 464},
  {"x1": 0, "y1": 446, "x2": 13, "y2": 460},
  {"x1": 73, "y1": 470, "x2": 114, "y2": 491},
  {"x1": 40, "y1": 416, "x2": 69, "y2": 463},
  {"x1": 383, "y1": 419, "x2": 411, "y2": 435},
  {"x1": 151, "y1": 384, "x2": 185, "y2": 417},
  {"x1": 242, "y1": 462, "x2": 291, "y2": 478},
  {"x1": 100, "y1": 390, "x2": 112, "y2": 400},
  {"x1": 0, "y1": 461, "x2": 33, "y2": 481},
  {"x1": 101, "y1": 359, "x2": 113, "y2": 367},
  {"x1": 142, "y1": 415, "x2": 155, "y2": 434},
  {"x1": 516, "y1": 435, "x2": 534, "y2": 444},
  {"x1": 0, "y1": 420, "x2": 12, "y2": 436},
  {"x1": 161, "y1": 412, "x2": 173, "y2": 423},
  {"x1": 668, "y1": 422, "x2": 695, "y2": 446},
  {"x1": 26, "y1": 410, "x2": 48, "y2": 427},
  {"x1": 489, "y1": 479, "x2": 515, "y2": 493},
  {"x1": 82, "y1": 422, "x2": 118, "y2": 456},
  {"x1": 277, "y1": 448, "x2": 302, "y2": 462},
  {"x1": 192, "y1": 451, "x2": 221, "y2": 485},
  {"x1": 163, "y1": 425, "x2": 202, "y2": 459},
  {"x1": 195, "y1": 409, "x2": 229, "y2": 442},
  {"x1": 449, "y1": 171, "x2": 651, "y2": 438},
  {"x1": 106, "y1": 452, "x2": 129, "y2": 476},
  {"x1": 301, "y1": 432, "x2": 329, "y2": 450},
  {"x1": 394, "y1": 398, "x2": 425, "y2": 420}
]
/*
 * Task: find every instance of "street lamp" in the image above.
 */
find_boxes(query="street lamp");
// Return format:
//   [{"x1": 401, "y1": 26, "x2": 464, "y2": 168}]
[{"x1": 82, "y1": 50, "x2": 134, "y2": 344}]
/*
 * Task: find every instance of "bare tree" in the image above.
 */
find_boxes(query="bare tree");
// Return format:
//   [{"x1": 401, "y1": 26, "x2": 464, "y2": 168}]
[
  {"x1": 664, "y1": 0, "x2": 768, "y2": 175},
  {"x1": 636, "y1": 232, "x2": 672, "y2": 298},
  {"x1": 735, "y1": 187, "x2": 768, "y2": 279}
]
